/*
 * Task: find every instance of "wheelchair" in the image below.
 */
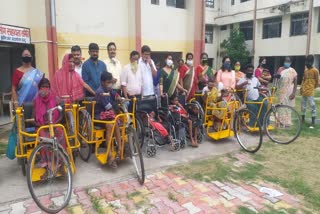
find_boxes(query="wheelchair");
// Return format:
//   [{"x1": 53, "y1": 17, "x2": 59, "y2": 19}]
[
  {"x1": 14, "y1": 102, "x2": 80, "y2": 213},
  {"x1": 77, "y1": 95, "x2": 145, "y2": 184}
]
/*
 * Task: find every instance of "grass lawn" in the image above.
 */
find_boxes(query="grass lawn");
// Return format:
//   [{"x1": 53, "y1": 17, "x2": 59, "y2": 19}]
[{"x1": 169, "y1": 93, "x2": 320, "y2": 213}]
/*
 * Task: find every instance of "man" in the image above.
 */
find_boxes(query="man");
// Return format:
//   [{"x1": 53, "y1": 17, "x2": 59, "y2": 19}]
[
  {"x1": 71, "y1": 45, "x2": 83, "y2": 78},
  {"x1": 105, "y1": 42, "x2": 122, "y2": 93},
  {"x1": 139, "y1": 45, "x2": 157, "y2": 97},
  {"x1": 121, "y1": 51, "x2": 142, "y2": 99},
  {"x1": 82, "y1": 43, "x2": 107, "y2": 96},
  {"x1": 237, "y1": 64, "x2": 268, "y2": 126},
  {"x1": 301, "y1": 55, "x2": 319, "y2": 128}
]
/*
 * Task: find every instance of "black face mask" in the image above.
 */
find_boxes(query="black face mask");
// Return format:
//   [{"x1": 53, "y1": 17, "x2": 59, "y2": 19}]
[
  {"x1": 22, "y1": 56, "x2": 32, "y2": 63},
  {"x1": 201, "y1": 59, "x2": 208, "y2": 64},
  {"x1": 246, "y1": 73, "x2": 253, "y2": 79},
  {"x1": 306, "y1": 62, "x2": 313, "y2": 68}
]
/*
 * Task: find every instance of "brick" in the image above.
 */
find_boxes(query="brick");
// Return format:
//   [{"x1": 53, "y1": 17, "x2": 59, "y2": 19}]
[
  {"x1": 219, "y1": 192, "x2": 236, "y2": 201},
  {"x1": 79, "y1": 198, "x2": 92, "y2": 209},
  {"x1": 154, "y1": 201, "x2": 173, "y2": 213},
  {"x1": 234, "y1": 186, "x2": 252, "y2": 196},
  {"x1": 76, "y1": 191, "x2": 89, "y2": 200},
  {"x1": 114, "y1": 208, "x2": 129, "y2": 214},
  {"x1": 194, "y1": 184, "x2": 210, "y2": 193},
  {"x1": 263, "y1": 195, "x2": 280, "y2": 204},
  {"x1": 164, "y1": 172, "x2": 180, "y2": 179},
  {"x1": 182, "y1": 202, "x2": 202, "y2": 214},
  {"x1": 212, "y1": 181, "x2": 225, "y2": 187}
]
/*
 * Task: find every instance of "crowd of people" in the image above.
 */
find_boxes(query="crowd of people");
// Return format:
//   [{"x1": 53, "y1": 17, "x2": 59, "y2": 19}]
[{"x1": 11, "y1": 43, "x2": 319, "y2": 151}]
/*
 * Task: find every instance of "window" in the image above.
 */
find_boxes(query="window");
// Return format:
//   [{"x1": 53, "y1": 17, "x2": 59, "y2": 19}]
[
  {"x1": 166, "y1": 0, "x2": 185, "y2": 9},
  {"x1": 263, "y1": 17, "x2": 282, "y2": 39},
  {"x1": 241, "y1": 0, "x2": 250, "y2": 2},
  {"x1": 220, "y1": 25, "x2": 227, "y2": 30},
  {"x1": 206, "y1": 0, "x2": 214, "y2": 8},
  {"x1": 240, "y1": 21, "x2": 253, "y2": 40},
  {"x1": 151, "y1": 0, "x2": 159, "y2": 5},
  {"x1": 231, "y1": 0, "x2": 235, "y2": 5},
  {"x1": 290, "y1": 12, "x2": 308, "y2": 36},
  {"x1": 205, "y1": 25, "x2": 214, "y2": 44}
]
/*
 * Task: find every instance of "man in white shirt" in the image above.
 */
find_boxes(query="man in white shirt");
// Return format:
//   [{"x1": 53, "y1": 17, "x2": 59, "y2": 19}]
[
  {"x1": 237, "y1": 64, "x2": 268, "y2": 126},
  {"x1": 121, "y1": 51, "x2": 142, "y2": 99},
  {"x1": 105, "y1": 42, "x2": 122, "y2": 93},
  {"x1": 139, "y1": 45, "x2": 157, "y2": 97},
  {"x1": 71, "y1": 45, "x2": 83, "y2": 78}
]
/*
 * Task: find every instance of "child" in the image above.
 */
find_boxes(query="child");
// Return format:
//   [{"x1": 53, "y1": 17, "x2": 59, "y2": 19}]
[
  {"x1": 260, "y1": 68, "x2": 271, "y2": 92},
  {"x1": 169, "y1": 94, "x2": 199, "y2": 147},
  {"x1": 95, "y1": 72, "x2": 122, "y2": 168}
]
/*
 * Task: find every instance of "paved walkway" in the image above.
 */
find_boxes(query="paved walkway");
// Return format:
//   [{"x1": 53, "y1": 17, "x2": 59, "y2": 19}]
[{"x1": 2, "y1": 152, "x2": 307, "y2": 214}]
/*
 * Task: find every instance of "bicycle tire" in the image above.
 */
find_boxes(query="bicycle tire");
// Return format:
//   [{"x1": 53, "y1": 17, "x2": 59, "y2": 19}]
[
  {"x1": 27, "y1": 142, "x2": 72, "y2": 213},
  {"x1": 65, "y1": 111, "x2": 75, "y2": 136},
  {"x1": 135, "y1": 116, "x2": 145, "y2": 148},
  {"x1": 233, "y1": 108, "x2": 263, "y2": 153},
  {"x1": 264, "y1": 104, "x2": 301, "y2": 144},
  {"x1": 78, "y1": 109, "x2": 92, "y2": 162},
  {"x1": 127, "y1": 126, "x2": 145, "y2": 184}
]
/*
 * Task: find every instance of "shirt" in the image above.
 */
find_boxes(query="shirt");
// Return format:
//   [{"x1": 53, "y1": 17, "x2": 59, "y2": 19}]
[
  {"x1": 94, "y1": 86, "x2": 119, "y2": 119},
  {"x1": 75, "y1": 63, "x2": 82, "y2": 78},
  {"x1": 82, "y1": 59, "x2": 107, "y2": 96},
  {"x1": 120, "y1": 63, "x2": 143, "y2": 96},
  {"x1": 105, "y1": 57, "x2": 122, "y2": 90},
  {"x1": 237, "y1": 77, "x2": 260, "y2": 101},
  {"x1": 301, "y1": 67, "x2": 319, "y2": 96},
  {"x1": 139, "y1": 58, "x2": 156, "y2": 96}
]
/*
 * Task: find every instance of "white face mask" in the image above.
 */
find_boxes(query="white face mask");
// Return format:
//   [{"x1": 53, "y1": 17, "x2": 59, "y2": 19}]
[
  {"x1": 166, "y1": 59, "x2": 173, "y2": 67},
  {"x1": 186, "y1": 60, "x2": 193, "y2": 66}
]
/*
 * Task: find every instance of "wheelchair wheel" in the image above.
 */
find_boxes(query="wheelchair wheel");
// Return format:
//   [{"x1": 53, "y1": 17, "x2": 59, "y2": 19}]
[
  {"x1": 135, "y1": 116, "x2": 144, "y2": 148},
  {"x1": 65, "y1": 111, "x2": 75, "y2": 136},
  {"x1": 127, "y1": 126, "x2": 145, "y2": 184},
  {"x1": 27, "y1": 142, "x2": 72, "y2": 213},
  {"x1": 78, "y1": 109, "x2": 92, "y2": 162},
  {"x1": 233, "y1": 108, "x2": 263, "y2": 153},
  {"x1": 264, "y1": 104, "x2": 301, "y2": 144}
]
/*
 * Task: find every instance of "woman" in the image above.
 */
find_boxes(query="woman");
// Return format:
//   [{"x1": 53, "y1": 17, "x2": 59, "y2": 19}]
[
  {"x1": 183, "y1": 53, "x2": 198, "y2": 101},
  {"x1": 53, "y1": 53, "x2": 95, "y2": 103},
  {"x1": 11, "y1": 48, "x2": 44, "y2": 107},
  {"x1": 159, "y1": 54, "x2": 187, "y2": 97},
  {"x1": 234, "y1": 60, "x2": 245, "y2": 83},
  {"x1": 216, "y1": 56, "x2": 236, "y2": 90},
  {"x1": 255, "y1": 57, "x2": 269, "y2": 86},
  {"x1": 34, "y1": 78, "x2": 66, "y2": 168},
  {"x1": 276, "y1": 57, "x2": 298, "y2": 125},
  {"x1": 196, "y1": 53, "x2": 215, "y2": 91}
]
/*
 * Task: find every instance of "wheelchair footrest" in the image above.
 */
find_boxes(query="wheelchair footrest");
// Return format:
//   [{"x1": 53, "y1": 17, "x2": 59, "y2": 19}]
[
  {"x1": 208, "y1": 129, "x2": 234, "y2": 140},
  {"x1": 96, "y1": 153, "x2": 108, "y2": 165}
]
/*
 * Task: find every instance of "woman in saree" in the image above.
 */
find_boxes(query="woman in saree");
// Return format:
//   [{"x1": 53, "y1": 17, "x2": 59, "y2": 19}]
[
  {"x1": 234, "y1": 60, "x2": 245, "y2": 83},
  {"x1": 159, "y1": 54, "x2": 187, "y2": 98},
  {"x1": 11, "y1": 48, "x2": 44, "y2": 108},
  {"x1": 52, "y1": 53, "x2": 95, "y2": 103},
  {"x1": 276, "y1": 56, "x2": 298, "y2": 125},
  {"x1": 195, "y1": 52, "x2": 215, "y2": 91},
  {"x1": 183, "y1": 53, "x2": 198, "y2": 101}
]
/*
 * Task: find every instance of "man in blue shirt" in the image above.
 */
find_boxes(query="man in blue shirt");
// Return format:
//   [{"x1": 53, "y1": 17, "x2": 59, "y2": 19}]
[{"x1": 82, "y1": 43, "x2": 107, "y2": 96}]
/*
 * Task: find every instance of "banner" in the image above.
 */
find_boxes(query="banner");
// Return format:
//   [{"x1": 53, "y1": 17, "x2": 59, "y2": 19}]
[{"x1": 0, "y1": 24, "x2": 31, "y2": 44}]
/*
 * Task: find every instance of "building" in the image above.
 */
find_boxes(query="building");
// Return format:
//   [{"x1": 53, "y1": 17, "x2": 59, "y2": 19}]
[
  {"x1": 0, "y1": 0, "x2": 319, "y2": 124},
  {"x1": 205, "y1": 0, "x2": 320, "y2": 82}
]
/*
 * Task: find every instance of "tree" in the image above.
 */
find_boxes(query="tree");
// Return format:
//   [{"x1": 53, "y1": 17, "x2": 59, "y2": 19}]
[{"x1": 220, "y1": 29, "x2": 250, "y2": 67}]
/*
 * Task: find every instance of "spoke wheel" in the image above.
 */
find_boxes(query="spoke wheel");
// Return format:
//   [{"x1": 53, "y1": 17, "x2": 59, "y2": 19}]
[
  {"x1": 234, "y1": 109, "x2": 263, "y2": 153},
  {"x1": 127, "y1": 126, "x2": 145, "y2": 184},
  {"x1": 264, "y1": 104, "x2": 301, "y2": 144},
  {"x1": 27, "y1": 142, "x2": 72, "y2": 213},
  {"x1": 78, "y1": 109, "x2": 92, "y2": 162}
]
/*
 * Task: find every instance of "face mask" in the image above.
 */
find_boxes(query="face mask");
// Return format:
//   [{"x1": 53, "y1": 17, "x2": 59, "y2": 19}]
[
  {"x1": 186, "y1": 60, "x2": 193, "y2": 66},
  {"x1": 246, "y1": 73, "x2": 253, "y2": 79},
  {"x1": 39, "y1": 88, "x2": 50, "y2": 98},
  {"x1": 166, "y1": 59, "x2": 173, "y2": 67},
  {"x1": 223, "y1": 62, "x2": 231, "y2": 70},
  {"x1": 284, "y1": 62, "x2": 291, "y2": 68},
  {"x1": 131, "y1": 61, "x2": 138, "y2": 73},
  {"x1": 22, "y1": 56, "x2": 32, "y2": 63},
  {"x1": 201, "y1": 59, "x2": 208, "y2": 64},
  {"x1": 234, "y1": 65, "x2": 240, "y2": 71}
]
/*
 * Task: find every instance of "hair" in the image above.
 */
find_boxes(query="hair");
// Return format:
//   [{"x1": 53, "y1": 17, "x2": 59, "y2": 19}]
[
  {"x1": 141, "y1": 45, "x2": 151, "y2": 53},
  {"x1": 244, "y1": 63, "x2": 254, "y2": 70},
  {"x1": 89, "y1": 43, "x2": 99, "y2": 51},
  {"x1": 208, "y1": 77, "x2": 215, "y2": 83},
  {"x1": 234, "y1": 60, "x2": 240, "y2": 65},
  {"x1": 259, "y1": 57, "x2": 266, "y2": 64},
  {"x1": 107, "y1": 42, "x2": 116, "y2": 51},
  {"x1": 222, "y1": 56, "x2": 230, "y2": 64},
  {"x1": 71, "y1": 45, "x2": 81, "y2": 53},
  {"x1": 306, "y1": 55, "x2": 314, "y2": 64},
  {"x1": 200, "y1": 52, "x2": 208, "y2": 59},
  {"x1": 130, "y1": 50, "x2": 140, "y2": 59},
  {"x1": 38, "y1": 77, "x2": 50, "y2": 89},
  {"x1": 165, "y1": 53, "x2": 173, "y2": 59},
  {"x1": 68, "y1": 54, "x2": 74, "y2": 60},
  {"x1": 169, "y1": 94, "x2": 178, "y2": 102},
  {"x1": 101, "y1": 71, "x2": 113, "y2": 82},
  {"x1": 186, "y1": 52, "x2": 193, "y2": 61},
  {"x1": 284, "y1": 56, "x2": 291, "y2": 62},
  {"x1": 178, "y1": 58, "x2": 184, "y2": 64}
]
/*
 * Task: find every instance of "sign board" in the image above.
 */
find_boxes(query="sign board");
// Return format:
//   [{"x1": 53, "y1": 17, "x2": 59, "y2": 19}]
[{"x1": 0, "y1": 24, "x2": 31, "y2": 44}]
